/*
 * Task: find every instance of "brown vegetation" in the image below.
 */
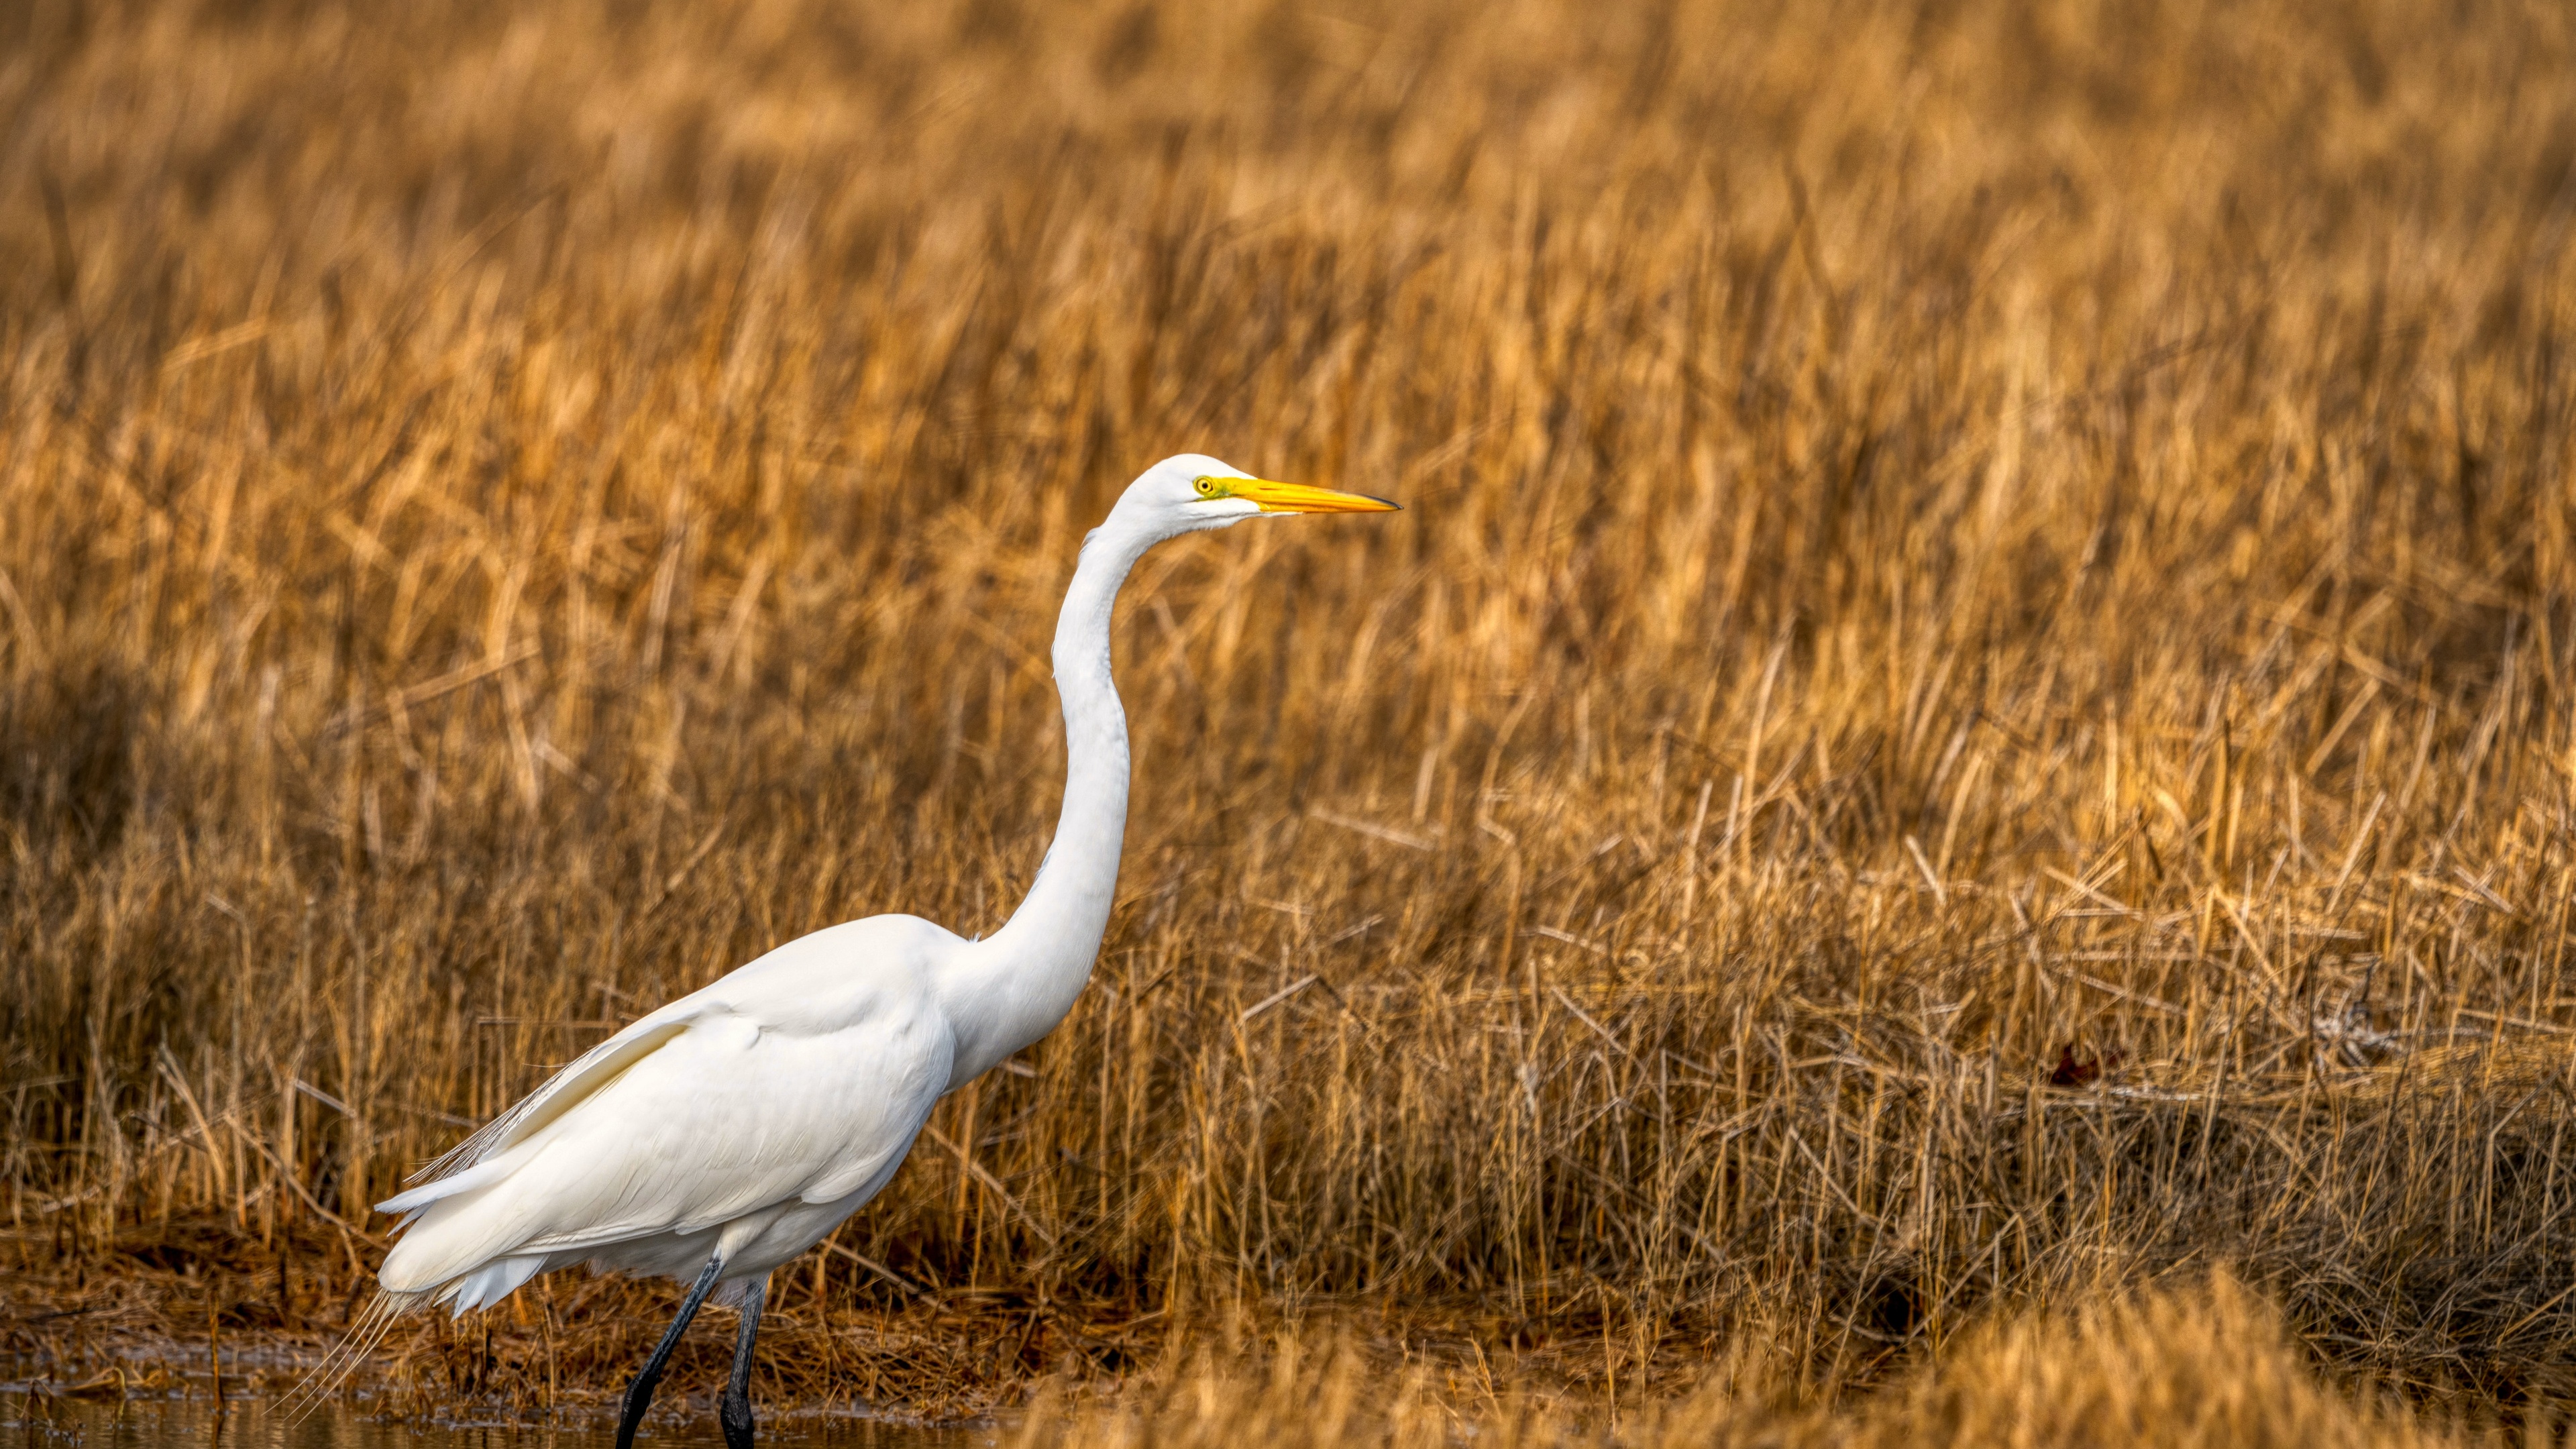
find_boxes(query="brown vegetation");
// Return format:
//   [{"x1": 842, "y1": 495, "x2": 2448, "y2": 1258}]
[
  {"x1": 1010, "y1": 1278, "x2": 2508, "y2": 1448},
  {"x1": 5, "y1": 0, "x2": 2576, "y2": 1434}
]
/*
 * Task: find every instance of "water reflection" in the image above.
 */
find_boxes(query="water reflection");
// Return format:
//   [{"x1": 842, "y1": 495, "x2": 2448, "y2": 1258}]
[{"x1": 1, "y1": 1393, "x2": 995, "y2": 1449}]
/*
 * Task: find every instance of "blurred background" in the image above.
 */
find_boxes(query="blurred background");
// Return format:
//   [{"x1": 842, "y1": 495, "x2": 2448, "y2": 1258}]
[{"x1": 3, "y1": 0, "x2": 2575, "y2": 1432}]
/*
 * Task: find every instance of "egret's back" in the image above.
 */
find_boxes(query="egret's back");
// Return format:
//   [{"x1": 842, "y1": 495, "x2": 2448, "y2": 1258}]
[{"x1": 376, "y1": 914, "x2": 962, "y2": 1310}]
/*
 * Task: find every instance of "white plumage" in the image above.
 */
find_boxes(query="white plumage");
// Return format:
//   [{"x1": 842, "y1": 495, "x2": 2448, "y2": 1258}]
[
  {"x1": 376, "y1": 914, "x2": 957, "y2": 1311},
  {"x1": 336, "y1": 455, "x2": 1397, "y2": 1444}
]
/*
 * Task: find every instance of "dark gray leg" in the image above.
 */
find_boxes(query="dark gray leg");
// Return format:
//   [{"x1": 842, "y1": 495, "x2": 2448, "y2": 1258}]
[
  {"x1": 720, "y1": 1273, "x2": 769, "y2": 1449},
  {"x1": 615, "y1": 1256, "x2": 726, "y2": 1449}
]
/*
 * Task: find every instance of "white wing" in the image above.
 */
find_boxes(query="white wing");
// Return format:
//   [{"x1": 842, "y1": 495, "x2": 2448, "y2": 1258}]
[{"x1": 376, "y1": 915, "x2": 961, "y2": 1296}]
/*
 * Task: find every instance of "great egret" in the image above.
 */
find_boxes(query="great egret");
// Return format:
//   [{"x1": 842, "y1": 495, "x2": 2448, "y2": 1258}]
[{"x1": 354, "y1": 455, "x2": 1397, "y2": 1447}]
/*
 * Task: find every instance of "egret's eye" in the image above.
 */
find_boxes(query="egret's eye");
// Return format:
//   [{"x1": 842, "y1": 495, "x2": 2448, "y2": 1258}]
[{"x1": 1193, "y1": 476, "x2": 1222, "y2": 498}]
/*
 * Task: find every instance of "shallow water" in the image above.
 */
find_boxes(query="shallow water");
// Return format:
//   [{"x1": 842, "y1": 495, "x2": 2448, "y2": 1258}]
[{"x1": 1, "y1": 1393, "x2": 995, "y2": 1449}]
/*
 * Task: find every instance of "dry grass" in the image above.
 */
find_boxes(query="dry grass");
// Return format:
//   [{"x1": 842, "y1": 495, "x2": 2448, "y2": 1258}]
[
  {"x1": 1012, "y1": 1277, "x2": 2516, "y2": 1448},
  {"x1": 5, "y1": 0, "x2": 2576, "y2": 1432}
]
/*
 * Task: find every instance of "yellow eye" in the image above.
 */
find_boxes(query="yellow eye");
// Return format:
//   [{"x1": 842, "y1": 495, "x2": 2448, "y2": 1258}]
[{"x1": 1194, "y1": 476, "x2": 1221, "y2": 498}]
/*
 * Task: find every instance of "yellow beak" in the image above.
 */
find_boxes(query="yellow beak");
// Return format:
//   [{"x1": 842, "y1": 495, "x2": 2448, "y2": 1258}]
[{"x1": 1228, "y1": 478, "x2": 1402, "y2": 514}]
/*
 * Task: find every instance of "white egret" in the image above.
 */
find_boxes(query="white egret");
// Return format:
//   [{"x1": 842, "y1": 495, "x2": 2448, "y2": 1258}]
[{"x1": 355, "y1": 455, "x2": 1397, "y2": 1446}]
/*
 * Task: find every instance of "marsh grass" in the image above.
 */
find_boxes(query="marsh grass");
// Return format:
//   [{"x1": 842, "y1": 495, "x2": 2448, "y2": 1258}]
[
  {"x1": 1009, "y1": 1277, "x2": 2512, "y2": 1448},
  {"x1": 4, "y1": 0, "x2": 2576, "y2": 1428}
]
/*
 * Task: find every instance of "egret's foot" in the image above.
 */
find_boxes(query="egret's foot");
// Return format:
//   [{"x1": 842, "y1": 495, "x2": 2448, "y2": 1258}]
[
  {"x1": 720, "y1": 1385, "x2": 756, "y2": 1449},
  {"x1": 614, "y1": 1366, "x2": 666, "y2": 1449},
  {"x1": 614, "y1": 1255, "x2": 727, "y2": 1449},
  {"x1": 721, "y1": 1273, "x2": 771, "y2": 1449}
]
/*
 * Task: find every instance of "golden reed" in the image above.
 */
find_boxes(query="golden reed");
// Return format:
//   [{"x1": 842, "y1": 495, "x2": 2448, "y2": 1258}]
[{"x1": 3, "y1": 0, "x2": 2572, "y2": 1432}]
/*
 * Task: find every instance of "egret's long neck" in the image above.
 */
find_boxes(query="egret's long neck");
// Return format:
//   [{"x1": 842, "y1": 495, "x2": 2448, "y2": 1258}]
[{"x1": 947, "y1": 521, "x2": 1151, "y2": 1077}]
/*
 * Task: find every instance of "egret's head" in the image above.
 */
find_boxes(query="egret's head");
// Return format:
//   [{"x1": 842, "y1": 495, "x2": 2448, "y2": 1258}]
[{"x1": 1113, "y1": 453, "x2": 1399, "y2": 538}]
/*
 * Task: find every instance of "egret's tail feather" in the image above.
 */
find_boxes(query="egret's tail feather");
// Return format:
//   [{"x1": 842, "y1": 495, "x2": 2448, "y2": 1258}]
[
  {"x1": 274, "y1": 1288, "x2": 425, "y2": 1424},
  {"x1": 439, "y1": 1254, "x2": 548, "y2": 1316}
]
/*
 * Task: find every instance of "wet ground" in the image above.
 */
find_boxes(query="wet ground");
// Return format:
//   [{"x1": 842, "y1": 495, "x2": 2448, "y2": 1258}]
[{"x1": 0, "y1": 1393, "x2": 994, "y2": 1449}]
